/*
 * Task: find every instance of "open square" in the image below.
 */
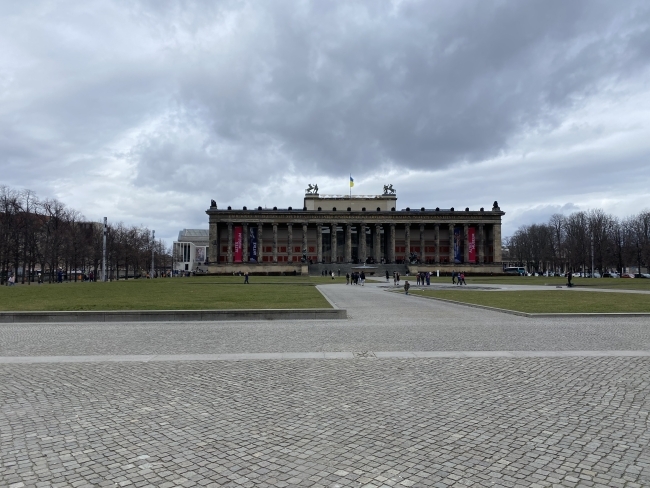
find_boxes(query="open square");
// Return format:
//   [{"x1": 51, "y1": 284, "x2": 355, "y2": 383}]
[{"x1": 2, "y1": 281, "x2": 650, "y2": 487}]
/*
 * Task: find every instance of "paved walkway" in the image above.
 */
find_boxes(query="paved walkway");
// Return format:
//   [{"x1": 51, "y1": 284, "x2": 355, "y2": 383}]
[{"x1": 2, "y1": 281, "x2": 650, "y2": 487}]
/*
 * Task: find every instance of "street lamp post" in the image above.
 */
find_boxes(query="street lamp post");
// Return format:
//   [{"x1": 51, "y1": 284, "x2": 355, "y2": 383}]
[{"x1": 151, "y1": 230, "x2": 155, "y2": 279}]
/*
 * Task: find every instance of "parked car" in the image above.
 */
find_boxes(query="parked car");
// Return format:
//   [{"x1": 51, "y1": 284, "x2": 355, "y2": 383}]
[
  {"x1": 635, "y1": 273, "x2": 650, "y2": 279},
  {"x1": 622, "y1": 273, "x2": 635, "y2": 278},
  {"x1": 602, "y1": 272, "x2": 620, "y2": 278}
]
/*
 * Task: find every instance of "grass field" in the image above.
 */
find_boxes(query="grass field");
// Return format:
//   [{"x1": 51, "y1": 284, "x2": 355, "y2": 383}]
[
  {"x1": 409, "y1": 289, "x2": 650, "y2": 313},
  {"x1": 0, "y1": 276, "x2": 341, "y2": 311},
  {"x1": 416, "y1": 275, "x2": 650, "y2": 290}
]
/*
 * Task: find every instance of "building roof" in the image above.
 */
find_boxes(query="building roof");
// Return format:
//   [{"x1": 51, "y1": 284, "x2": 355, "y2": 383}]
[{"x1": 177, "y1": 229, "x2": 209, "y2": 243}]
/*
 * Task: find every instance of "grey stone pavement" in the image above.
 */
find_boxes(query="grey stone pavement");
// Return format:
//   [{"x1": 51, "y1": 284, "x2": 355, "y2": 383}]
[{"x1": 1, "y1": 283, "x2": 650, "y2": 487}]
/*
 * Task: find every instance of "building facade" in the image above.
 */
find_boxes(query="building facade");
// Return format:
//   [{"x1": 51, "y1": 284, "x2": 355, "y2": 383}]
[
  {"x1": 206, "y1": 190, "x2": 505, "y2": 274},
  {"x1": 173, "y1": 229, "x2": 209, "y2": 273}
]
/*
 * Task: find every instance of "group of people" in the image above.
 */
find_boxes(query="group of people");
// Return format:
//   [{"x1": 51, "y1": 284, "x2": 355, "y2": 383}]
[
  {"x1": 451, "y1": 270, "x2": 467, "y2": 285},
  {"x1": 321, "y1": 269, "x2": 341, "y2": 277},
  {"x1": 415, "y1": 272, "x2": 432, "y2": 286},
  {"x1": 346, "y1": 271, "x2": 365, "y2": 285},
  {"x1": 388, "y1": 271, "x2": 401, "y2": 285}
]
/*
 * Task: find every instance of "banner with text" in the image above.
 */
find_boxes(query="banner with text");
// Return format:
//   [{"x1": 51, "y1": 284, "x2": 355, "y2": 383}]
[
  {"x1": 249, "y1": 227, "x2": 258, "y2": 262},
  {"x1": 234, "y1": 226, "x2": 243, "y2": 262},
  {"x1": 468, "y1": 227, "x2": 476, "y2": 262}
]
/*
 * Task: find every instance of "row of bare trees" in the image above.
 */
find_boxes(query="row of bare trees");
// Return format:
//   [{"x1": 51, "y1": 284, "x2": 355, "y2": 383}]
[
  {"x1": 505, "y1": 209, "x2": 650, "y2": 275},
  {"x1": 0, "y1": 185, "x2": 171, "y2": 284}
]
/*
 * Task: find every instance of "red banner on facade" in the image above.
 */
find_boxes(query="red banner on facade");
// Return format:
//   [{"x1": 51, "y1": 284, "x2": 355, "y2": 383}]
[
  {"x1": 468, "y1": 227, "x2": 476, "y2": 262},
  {"x1": 234, "y1": 226, "x2": 243, "y2": 262}
]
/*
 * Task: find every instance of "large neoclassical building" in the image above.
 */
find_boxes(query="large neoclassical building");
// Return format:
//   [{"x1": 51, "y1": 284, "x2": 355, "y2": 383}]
[{"x1": 206, "y1": 188, "x2": 504, "y2": 274}]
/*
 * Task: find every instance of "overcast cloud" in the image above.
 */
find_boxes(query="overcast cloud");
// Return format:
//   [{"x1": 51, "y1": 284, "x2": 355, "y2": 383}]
[{"x1": 2, "y1": 0, "x2": 650, "y2": 242}]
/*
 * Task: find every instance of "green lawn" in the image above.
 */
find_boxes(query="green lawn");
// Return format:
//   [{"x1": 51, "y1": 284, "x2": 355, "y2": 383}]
[
  {"x1": 420, "y1": 275, "x2": 650, "y2": 290},
  {"x1": 409, "y1": 289, "x2": 650, "y2": 313},
  {"x1": 0, "y1": 276, "x2": 339, "y2": 311}
]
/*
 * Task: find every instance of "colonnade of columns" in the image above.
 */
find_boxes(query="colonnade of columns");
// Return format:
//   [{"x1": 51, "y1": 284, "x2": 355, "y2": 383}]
[{"x1": 213, "y1": 221, "x2": 500, "y2": 265}]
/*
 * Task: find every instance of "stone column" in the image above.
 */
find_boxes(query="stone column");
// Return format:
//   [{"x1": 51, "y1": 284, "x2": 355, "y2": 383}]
[
  {"x1": 493, "y1": 223, "x2": 502, "y2": 263},
  {"x1": 242, "y1": 223, "x2": 249, "y2": 263},
  {"x1": 302, "y1": 223, "x2": 308, "y2": 258},
  {"x1": 345, "y1": 224, "x2": 352, "y2": 263},
  {"x1": 434, "y1": 224, "x2": 440, "y2": 263},
  {"x1": 227, "y1": 222, "x2": 233, "y2": 263},
  {"x1": 317, "y1": 224, "x2": 323, "y2": 263},
  {"x1": 420, "y1": 224, "x2": 425, "y2": 263},
  {"x1": 287, "y1": 223, "x2": 293, "y2": 263},
  {"x1": 331, "y1": 223, "x2": 338, "y2": 264},
  {"x1": 272, "y1": 223, "x2": 278, "y2": 263},
  {"x1": 257, "y1": 222, "x2": 264, "y2": 263},
  {"x1": 463, "y1": 223, "x2": 469, "y2": 264},
  {"x1": 478, "y1": 224, "x2": 485, "y2": 264},
  {"x1": 389, "y1": 223, "x2": 396, "y2": 263},
  {"x1": 359, "y1": 223, "x2": 367, "y2": 264},
  {"x1": 374, "y1": 224, "x2": 382, "y2": 263},
  {"x1": 448, "y1": 223, "x2": 455, "y2": 263},
  {"x1": 404, "y1": 223, "x2": 411, "y2": 263},
  {"x1": 208, "y1": 221, "x2": 218, "y2": 263}
]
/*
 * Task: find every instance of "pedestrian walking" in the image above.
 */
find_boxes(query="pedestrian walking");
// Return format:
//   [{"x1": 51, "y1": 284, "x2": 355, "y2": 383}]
[
  {"x1": 386, "y1": 270, "x2": 390, "y2": 282},
  {"x1": 8, "y1": 274, "x2": 15, "y2": 286},
  {"x1": 404, "y1": 280, "x2": 410, "y2": 295},
  {"x1": 331, "y1": 271, "x2": 335, "y2": 280},
  {"x1": 244, "y1": 272, "x2": 249, "y2": 284},
  {"x1": 360, "y1": 271, "x2": 365, "y2": 286},
  {"x1": 416, "y1": 274, "x2": 421, "y2": 286},
  {"x1": 346, "y1": 272, "x2": 350, "y2": 285},
  {"x1": 460, "y1": 272, "x2": 466, "y2": 285},
  {"x1": 396, "y1": 272, "x2": 400, "y2": 285},
  {"x1": 567, "y1": 271, "x2": 573, "y2": 288},
  {"x1": 426, "y1": 271, "x2": 431, "y2": 286},
  {"x1": 452, "y1": 270, "x2": 456, "y2": 285}
]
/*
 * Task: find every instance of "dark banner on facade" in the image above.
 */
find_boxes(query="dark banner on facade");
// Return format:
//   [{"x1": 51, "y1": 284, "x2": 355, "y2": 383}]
[
  {"x1": 468, "y1": 227, "x2": 476, "y2": 263},
  {"x1": 454, "y1": 226, "x2": 462, "y2": 263},
  {"x1": 249, "y1": 227, "x2": 258, "y2": 262},
  {"x1": 234, "y1": 226, "x2": 243, "y2": 262}
]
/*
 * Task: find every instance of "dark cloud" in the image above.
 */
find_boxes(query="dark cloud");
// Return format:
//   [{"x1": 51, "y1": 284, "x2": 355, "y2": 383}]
[{"x1": 1, "y1": 0, "x2": 650, "y2": 243}]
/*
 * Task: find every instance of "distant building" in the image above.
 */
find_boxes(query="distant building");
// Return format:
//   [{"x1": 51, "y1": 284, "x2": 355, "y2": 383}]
[
  {"x1": 173, "y1": 229, "x2": 209, "y2": 273},
  {"x1": 204, "y1": 188, "x2": 505, "y2": 274}
]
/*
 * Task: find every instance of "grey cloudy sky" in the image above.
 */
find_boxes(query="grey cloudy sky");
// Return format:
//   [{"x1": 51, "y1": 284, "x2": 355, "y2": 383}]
[{"x1": 2, "y1": 0, "x2": 650, "y2": 243}]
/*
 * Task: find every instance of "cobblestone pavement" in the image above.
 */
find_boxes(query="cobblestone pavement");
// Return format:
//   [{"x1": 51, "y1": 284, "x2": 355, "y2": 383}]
[{"x1": 2, "y1": 283, "x2": 650, "y2": 487}]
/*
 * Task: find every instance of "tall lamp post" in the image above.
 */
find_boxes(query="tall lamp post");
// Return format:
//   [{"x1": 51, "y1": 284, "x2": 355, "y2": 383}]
[
  {"x1": 151, "y1": 230, "x2": 155, "y2": 279},
  {"x1": 102, "y1": 217, "x2": 107, "y2": 282}
]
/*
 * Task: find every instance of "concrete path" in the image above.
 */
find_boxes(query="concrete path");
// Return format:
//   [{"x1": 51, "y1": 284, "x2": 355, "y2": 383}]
[{"x1": 2, "y1": 281, "x2": 650, "y2": 487}]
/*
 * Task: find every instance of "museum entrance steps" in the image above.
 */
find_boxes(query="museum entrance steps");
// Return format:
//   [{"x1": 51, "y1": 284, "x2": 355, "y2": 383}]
[{"x1": 308, "y1": 263, "x2": 408, "y2": 277}]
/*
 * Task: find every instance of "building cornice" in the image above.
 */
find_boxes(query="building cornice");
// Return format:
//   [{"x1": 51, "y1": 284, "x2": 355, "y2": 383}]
[{"x1": 206, "y1": 209, "x2": 505, "y2": 224}]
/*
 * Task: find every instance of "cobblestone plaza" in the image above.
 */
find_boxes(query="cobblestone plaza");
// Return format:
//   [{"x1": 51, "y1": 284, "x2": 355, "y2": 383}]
[{"x1": 2, "y1": 284, "x2": 650, "y2": 487}]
